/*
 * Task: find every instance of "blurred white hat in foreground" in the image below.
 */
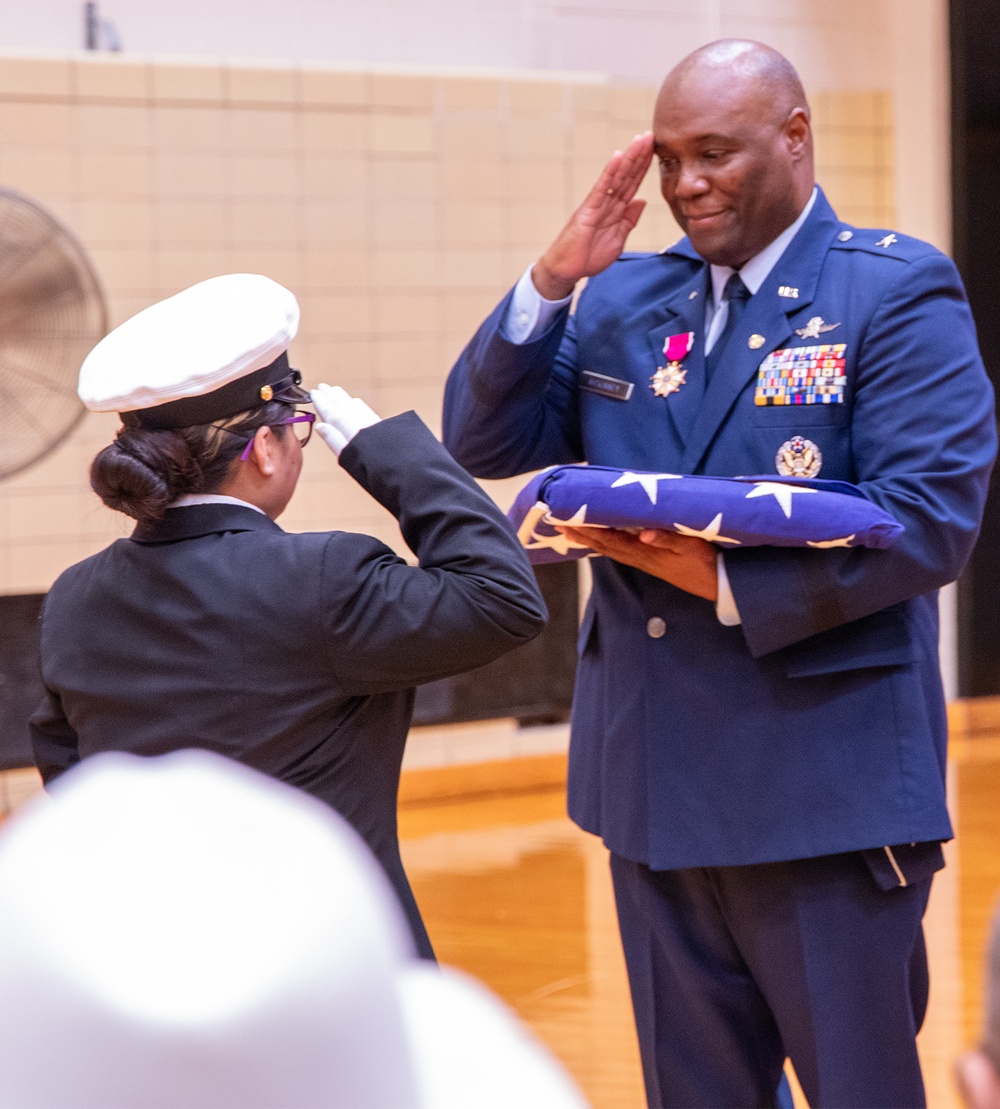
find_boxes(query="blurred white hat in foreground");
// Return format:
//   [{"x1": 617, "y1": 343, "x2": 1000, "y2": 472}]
[{"x1": 0, "y1": 752, "x2": 586, "y2": 1109}]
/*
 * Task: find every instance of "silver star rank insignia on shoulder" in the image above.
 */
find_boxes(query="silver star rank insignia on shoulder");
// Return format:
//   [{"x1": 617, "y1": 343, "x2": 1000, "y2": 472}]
[
  {"x1": 876, "y1": 233, "x2": 898, "y2": 248},
  {"x1": 795, "y1": 316, "x2": 841, "y2": 340}
]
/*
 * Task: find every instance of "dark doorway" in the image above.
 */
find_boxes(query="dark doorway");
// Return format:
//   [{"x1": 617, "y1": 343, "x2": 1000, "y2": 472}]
[
  {"x1": 0, "y1": 564, "x2": 578, "y2": 771},
  {"x1": 0, "y1": 594, "x2": 45, "y2": 770},
  {"x1": 951, "y1": 0, "x2": 1000, "y2": 694},
  {"x1": 413, "y1": 560, "x2": 577, "y2": 726}
]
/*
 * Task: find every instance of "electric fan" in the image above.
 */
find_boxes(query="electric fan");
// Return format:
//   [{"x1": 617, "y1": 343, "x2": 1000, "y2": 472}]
[{"x1": 0, "y1": 188, "x2": 107, "y2": 480}]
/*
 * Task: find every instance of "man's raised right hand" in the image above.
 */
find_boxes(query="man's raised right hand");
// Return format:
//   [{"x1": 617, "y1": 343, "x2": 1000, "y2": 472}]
[{"x1": 530, "y1": 131, "x2": 654, "y2": 301}]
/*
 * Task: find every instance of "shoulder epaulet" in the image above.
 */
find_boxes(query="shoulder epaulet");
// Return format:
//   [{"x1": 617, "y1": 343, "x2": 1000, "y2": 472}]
[
  {"x1": 616, "y1": 251, "x2": 658, "y2": 262},
  {"x1": 830, "y1": 226, "x2": 940, "y2": 262}
]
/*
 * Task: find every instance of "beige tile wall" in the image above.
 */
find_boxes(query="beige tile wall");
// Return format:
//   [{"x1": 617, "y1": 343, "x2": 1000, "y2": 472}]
[{"x1": 0, "y1": 55, "x2": 894, "y2": 592}]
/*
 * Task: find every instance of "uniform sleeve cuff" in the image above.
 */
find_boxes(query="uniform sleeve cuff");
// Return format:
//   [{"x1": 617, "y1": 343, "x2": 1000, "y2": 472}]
[
  {"x1": 500, "y1": 266, "x2": 574, "y2": 345},
  {"x1": 715, "y1": 551, "x2": 742, "y2": 626}
]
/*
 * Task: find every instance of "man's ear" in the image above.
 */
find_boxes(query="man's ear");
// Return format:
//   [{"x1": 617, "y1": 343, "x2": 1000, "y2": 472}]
[
  {"x1": 784, "y1": 107, "x2": 811, "y2": 160},
  {"x1": 956, "y1": 1050, "x2": 1000, "y2": 1109},
  {"x1": 248, "y1": 425, "x2": 278, "y2": 477}
]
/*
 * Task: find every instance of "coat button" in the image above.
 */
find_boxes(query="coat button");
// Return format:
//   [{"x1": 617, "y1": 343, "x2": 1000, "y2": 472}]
[
  {"x1": 646, "y1": 616, "x2": 666, "y2": 638},
  {"x1": 837, "y1": 230, "x2": 853, "y2": 242}
]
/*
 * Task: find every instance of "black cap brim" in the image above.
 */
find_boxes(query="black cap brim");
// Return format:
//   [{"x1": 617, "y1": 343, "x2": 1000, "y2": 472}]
[{"x1": 122, "y1": 352, "x2": 309, "y2": 430}]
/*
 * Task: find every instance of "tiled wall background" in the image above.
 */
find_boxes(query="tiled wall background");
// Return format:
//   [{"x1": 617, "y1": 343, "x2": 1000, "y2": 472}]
[
  {"x1": 0, "y1": 53, "x2": 894, "y2": 594},
  {"x1": 6, "y1": 0, "x2": 897, "y2": 91}
]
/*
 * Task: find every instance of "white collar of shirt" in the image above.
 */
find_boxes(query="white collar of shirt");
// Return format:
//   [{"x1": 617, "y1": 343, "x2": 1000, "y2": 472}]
[
  {"x1": 709, "y1": 186, "x2": 818, "y2": 308},
  {"x1": 169, "y1": 493, "x2": 266, "y2": 516}
]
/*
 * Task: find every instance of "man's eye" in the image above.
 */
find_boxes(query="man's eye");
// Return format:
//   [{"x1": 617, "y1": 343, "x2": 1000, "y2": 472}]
[
  {"x1": 658, "y1": 159, "x2": 678, "y2": 173},
  {"x1": 703, "y1": 150, "x2": 728, "y2": 162}
]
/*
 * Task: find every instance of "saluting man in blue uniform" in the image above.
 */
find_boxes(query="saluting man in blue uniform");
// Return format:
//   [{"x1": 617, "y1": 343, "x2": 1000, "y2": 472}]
[{"x1": 443, "y1": 40, "x2": 997, "y2": 1109}]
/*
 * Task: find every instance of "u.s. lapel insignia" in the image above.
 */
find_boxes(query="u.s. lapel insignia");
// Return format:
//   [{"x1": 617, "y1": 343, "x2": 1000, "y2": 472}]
[
  {"x1": 795, "y1": 316, "x2": 841, "y2": 340},
  {"x1": 876, "y1": 233, "x2": 898, "y2": 249},
  {"x1": 650, "y1": 331, "x2": 695, "y2": 398},
  {"x1": 777, "y1": 285, "x2": 799, "y2": 298},
  {"x1": 748, "y1": 334, "x2": 766, "y2": 350},
  {"x1": 776, "y1": 435, "x2": 822, "y2": 478}
]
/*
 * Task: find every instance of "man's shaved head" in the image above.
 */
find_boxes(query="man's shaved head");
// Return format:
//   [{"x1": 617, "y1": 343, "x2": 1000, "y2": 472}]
[
  {"x1": 665, "y1": 40, "x2": 809, "y2": 126},
  {"x1": 651, "y1": 40, "x2": 814, "y2": 267}
]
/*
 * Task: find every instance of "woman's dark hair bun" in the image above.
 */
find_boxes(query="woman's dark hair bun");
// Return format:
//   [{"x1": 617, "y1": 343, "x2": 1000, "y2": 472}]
[{"x1": 90, "y1": 429, "x2": 203, "y2": 527}]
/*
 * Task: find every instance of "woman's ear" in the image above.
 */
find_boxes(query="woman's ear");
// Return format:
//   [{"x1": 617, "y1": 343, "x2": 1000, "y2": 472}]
[{"x1": 248, "y1": 425, "x2": 279, "y2": 477}]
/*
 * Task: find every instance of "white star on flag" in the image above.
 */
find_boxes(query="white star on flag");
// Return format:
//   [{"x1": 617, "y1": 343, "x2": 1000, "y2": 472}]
[
  {"x1": 744, "y1": 481, "x2": 818, "y2": 519},
  {"x1": 610, "y1": 471, "x2": 683, "y2": 505},
  {"x1": 807, "y1": 535, "x2": 856, "y2": 548},
  {"x1": 545, "y1": 504, "x2": 595, "y2": 529},
  {"x1": 520, "y1": 503, "x2": 597, "y2": 557},
  {"x1": 673, "y1": 513, "x2": 742, "y2": 545},
  {"x1": 526, "y1": 531, "x2": 589, "y2": 556}
]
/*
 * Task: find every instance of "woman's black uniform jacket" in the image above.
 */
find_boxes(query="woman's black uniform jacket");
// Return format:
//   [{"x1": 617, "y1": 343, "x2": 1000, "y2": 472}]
[{"x1": 29, "y1": 412, "x2": 547, "y2": 957}]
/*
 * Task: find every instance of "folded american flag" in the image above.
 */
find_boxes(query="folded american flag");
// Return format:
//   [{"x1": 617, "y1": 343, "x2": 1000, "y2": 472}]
[{"x1": 508, "y1": 465, "x2": 904, "y2": 565}]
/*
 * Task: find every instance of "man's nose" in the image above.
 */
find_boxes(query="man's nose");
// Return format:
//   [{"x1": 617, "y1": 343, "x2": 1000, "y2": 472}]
[{"x1": 673, "y1": 164, "x2": 709, "y2": 197}]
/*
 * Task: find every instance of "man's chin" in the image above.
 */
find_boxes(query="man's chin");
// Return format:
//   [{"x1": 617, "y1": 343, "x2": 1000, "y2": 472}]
[
  {"x1": 684, "y1": 227, "x2": 746, "y2": 268},
  {"x1": 677, "y1": 216, "x2": 733, "y2": 261}
]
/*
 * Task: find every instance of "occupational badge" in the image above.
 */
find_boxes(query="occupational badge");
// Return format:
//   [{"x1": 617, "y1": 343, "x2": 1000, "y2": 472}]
[
  {"x1": 776, "y1": 435, "x2": 822, "y2": 478},
  {"x1": 795, "y1": 317, "x2": 840, "y2": 340},
  {"x1": 650, "y1": 331, "x2": 695, "y2": 398}
]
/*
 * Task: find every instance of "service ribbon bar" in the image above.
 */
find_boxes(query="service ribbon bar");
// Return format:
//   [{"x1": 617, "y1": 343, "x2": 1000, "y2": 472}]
[{"x1": 755, "y1": 343, "x2": 847, "y2": 406}]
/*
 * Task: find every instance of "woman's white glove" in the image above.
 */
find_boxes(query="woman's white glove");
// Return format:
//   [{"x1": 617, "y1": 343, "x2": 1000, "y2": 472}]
[{"x1": 310, "y1": 384, "x2": 382, "y2": 457}]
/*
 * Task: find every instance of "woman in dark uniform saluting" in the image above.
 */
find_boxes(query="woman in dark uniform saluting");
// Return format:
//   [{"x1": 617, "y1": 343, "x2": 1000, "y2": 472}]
[{"x1": 29, "y1": 274, "x2": 547, "y2": 959}]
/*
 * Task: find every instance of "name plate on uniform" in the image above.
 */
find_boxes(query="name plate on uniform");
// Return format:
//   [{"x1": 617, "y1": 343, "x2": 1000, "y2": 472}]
[
  {"x1": 580, "y1": 371, "x2": 633, "y2": 401},
  {"x1": 755, "y1": 343, "x2": 847, "y2": 406}
]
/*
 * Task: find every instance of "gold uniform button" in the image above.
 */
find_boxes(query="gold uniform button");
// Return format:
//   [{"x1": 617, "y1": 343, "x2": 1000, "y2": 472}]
[{"x1": 646, "y1": 617, "x2": 667, "y2": 639}]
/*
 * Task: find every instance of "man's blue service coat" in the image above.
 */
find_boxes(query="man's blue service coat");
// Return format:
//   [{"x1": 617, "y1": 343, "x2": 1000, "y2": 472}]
[{"x1": 443, "y1": 190, "x2": 996, "y2": 873}]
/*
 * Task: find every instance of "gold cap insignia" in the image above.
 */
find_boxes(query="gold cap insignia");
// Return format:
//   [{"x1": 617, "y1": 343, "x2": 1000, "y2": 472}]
[{"x1": 260, "y1": 385, "x2": 274, "y2": 401}]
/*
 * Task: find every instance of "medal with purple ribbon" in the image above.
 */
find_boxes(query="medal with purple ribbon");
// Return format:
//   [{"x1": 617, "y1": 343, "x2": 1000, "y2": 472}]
[{"x1": 650, "y1": 331, "x2": 695, "y2": 397}]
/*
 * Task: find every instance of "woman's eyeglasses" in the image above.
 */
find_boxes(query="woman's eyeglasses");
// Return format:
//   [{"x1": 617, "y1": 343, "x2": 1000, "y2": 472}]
[{"x1": 236, "y1": 412, "x2": 316, "y2": 461}]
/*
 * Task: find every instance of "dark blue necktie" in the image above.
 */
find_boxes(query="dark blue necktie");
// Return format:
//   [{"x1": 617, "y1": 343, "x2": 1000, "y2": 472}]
[{"x1": 705, "y1": 272, "x2": 751, "y2": 381}]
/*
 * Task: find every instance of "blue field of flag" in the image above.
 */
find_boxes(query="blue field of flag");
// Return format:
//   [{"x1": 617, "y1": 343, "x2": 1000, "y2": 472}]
[{"x1": 509, "y1": 465, "x2": 904, "y2": 564}]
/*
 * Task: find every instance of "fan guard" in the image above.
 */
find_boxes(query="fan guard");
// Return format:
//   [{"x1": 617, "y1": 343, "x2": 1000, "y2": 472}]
[{"x1": 0, "y1": 188, "x2": 107, "y2": 480}]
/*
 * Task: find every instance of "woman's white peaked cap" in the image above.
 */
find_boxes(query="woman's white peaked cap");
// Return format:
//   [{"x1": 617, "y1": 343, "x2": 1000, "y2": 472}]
[{"x1": 78, "y1": 274, "x2": 300, "y2": 413}]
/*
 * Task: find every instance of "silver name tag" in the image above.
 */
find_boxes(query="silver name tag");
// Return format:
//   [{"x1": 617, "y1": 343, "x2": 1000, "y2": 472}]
[{"x1": 580, "y1": 371, "x2": 633, "y2": 401}]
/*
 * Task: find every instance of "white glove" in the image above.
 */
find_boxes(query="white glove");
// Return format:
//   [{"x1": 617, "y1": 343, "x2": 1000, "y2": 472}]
[{"x1": 310, "y1": 384, "x2": 382, "y2": 456}]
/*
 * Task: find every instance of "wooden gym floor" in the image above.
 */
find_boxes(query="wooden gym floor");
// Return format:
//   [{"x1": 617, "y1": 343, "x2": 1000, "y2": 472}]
[
  {"x1": 399, "y1": 726, "x2": 1000, "y2": 1109},
  {"x1": 1, "y1": 711, "x2": 996, "y2": 1107}
]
